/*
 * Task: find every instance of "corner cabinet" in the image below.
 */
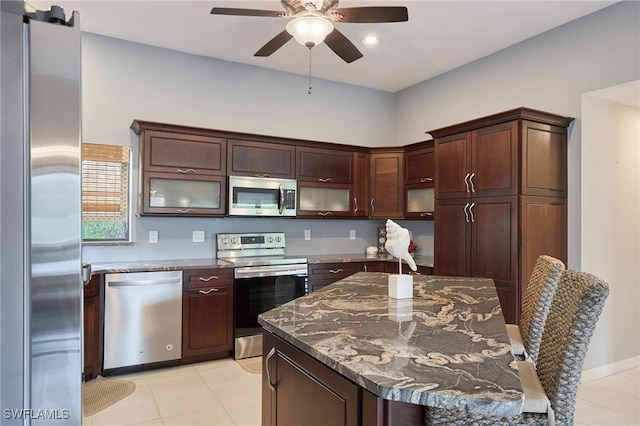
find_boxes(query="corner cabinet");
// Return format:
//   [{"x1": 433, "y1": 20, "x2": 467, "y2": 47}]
[
  {"x1": 181, "y1": 268, "x2": 233, "y2": 363},
  {"x1": 132, "y1": 121, "x2": 227, "y2": 217},
  {"x1": 369, "y1": 149, "x2": 404, "y2": 218},
  {"x1": 431, "y1": 108, "x2": 573, "y2": 324}
]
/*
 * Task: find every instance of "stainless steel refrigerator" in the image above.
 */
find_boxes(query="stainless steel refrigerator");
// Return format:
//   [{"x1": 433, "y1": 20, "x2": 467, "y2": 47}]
[{"x1": 1, "y1": 2, "x2": 83, "y2": 424}]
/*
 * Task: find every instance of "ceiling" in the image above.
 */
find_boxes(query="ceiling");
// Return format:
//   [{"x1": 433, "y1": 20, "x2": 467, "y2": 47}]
[{"x1": 28, "y1": 0, "x2": 620, "y2": 93}]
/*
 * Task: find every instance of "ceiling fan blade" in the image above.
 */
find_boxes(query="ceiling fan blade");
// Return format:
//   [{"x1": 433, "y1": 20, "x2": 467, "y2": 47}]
[
  {"x1": 334, "y1": 6, "x2": 408, "y2": 23},
  {"x1": 210, "y1": 7, "x2": 284, "y2": 18},
  {"x1": 254, "y1": 30, "x2": 294, "y2": 57},
  {"x1": 324, "y1": 29, "x2": 363, "y2": 63}
]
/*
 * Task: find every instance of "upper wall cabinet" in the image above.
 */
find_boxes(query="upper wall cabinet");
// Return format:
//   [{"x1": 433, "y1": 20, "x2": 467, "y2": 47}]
[
  {"x1": 369, "y1": 149, "x2": 404, "y2": 218},
  {"x1": 296, "y1": 146, "x2": 354, "y2": 183},
  {"x1": 404, "y1": 141, "x2": 435, "y2": 219},
  {"x1": 296, "y1": 146, "x2": 355, "y2": 218},
  {"x1": 227, "y1": 139, "x2": 295, "y2": 179},
  {"x1": 132, "y1": 120, "x2": 227, "y2": 216}
]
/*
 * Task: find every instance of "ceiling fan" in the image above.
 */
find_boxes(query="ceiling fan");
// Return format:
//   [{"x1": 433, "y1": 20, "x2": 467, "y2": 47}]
[{"x1": 210, "y1": 1, "x2": 409, "y2": 63}]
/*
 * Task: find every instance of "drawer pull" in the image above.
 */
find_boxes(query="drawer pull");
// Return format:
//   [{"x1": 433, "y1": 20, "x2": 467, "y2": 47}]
[
  {"x1": 199, "y1": 275, "x2": 219, "y2": 282},
  {"x1": 177, "y1": 168, "x2": 196, "y2": 174},
  {"x1": 199, "y1": 288, "x2": 219, "y2": 295},
  {"x1": 329, "y1": 269, "x2": 344, "y2": 274}
]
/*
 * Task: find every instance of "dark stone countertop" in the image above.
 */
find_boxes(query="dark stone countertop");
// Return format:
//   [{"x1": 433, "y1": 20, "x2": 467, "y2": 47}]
[
  {"x1": 90, "y1": 258, "x2": 233, "y2": 275},
  {"x1": 89, "y1": 254, "x2": 434, "y2": 275},
  {"x1": 258, "y1": 271, "x2": 523, "y2": 416}
]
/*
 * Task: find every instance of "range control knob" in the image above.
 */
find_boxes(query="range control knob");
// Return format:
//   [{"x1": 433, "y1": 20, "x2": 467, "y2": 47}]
[
  {"x1": 267, "y1": 236, "x2": 273, "y2": 243},
  {"x1": 276, "y1": 236, "x2": 281, "y2": 242}
]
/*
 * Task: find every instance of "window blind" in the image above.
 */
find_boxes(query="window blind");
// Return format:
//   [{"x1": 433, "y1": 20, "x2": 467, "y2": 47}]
[{"x1": 81, "y1": 143, "x2": 129, "y2": 239}]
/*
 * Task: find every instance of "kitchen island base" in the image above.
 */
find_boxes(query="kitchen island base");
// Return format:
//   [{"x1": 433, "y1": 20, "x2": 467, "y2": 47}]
[{"x1": 262, "y1": 331, "x2": 422, "y2": 426}]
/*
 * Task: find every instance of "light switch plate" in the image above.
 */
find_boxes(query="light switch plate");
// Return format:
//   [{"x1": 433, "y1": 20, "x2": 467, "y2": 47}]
[
  {"x1": 192, "y1": 231, "x2": 205, "y2": 242},
  {"x1": 149, "y1": 230, "x2": 158, "y2": 244},
  {"x1": 350, "y1": 230, "x2": 356, "y2": 240},
  {"x1": 304, "y1": 230, "x2": 311, "y2": 241}
]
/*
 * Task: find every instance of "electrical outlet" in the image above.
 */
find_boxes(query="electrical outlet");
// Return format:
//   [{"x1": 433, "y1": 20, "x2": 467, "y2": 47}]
[
  {"x1": 192, "y1": 231, "x2": 205, "y2": 243},
  {"x1": 350, "y1": 230, "x2": 356, "y2": 240},
  {"x1": 149, "y1": 230, "x2": 158, "y2": 244},
  {"x1": 304, "y1": 230, "x2": 311, "y2": 241}
]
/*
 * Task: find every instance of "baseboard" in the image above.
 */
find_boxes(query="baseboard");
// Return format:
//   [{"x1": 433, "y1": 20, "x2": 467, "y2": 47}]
[{"x1": 580, "y1": 356, "x2": 640, "y2": 383}]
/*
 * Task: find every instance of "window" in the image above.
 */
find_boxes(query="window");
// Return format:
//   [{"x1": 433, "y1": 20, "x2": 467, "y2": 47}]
[{"x1": 81, "y1": 143, "x2": 131, "y2": 242}]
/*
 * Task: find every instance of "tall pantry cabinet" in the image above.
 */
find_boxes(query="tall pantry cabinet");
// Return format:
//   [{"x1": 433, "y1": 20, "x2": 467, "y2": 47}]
[{"x1": 430, "y1": 108, "x2": 573, "y2": 324}]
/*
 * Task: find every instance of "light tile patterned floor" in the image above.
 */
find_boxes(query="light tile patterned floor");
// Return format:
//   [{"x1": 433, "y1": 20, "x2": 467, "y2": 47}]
[{"x1": 83, "y1": 360, "x2": 638, "y2": 426}]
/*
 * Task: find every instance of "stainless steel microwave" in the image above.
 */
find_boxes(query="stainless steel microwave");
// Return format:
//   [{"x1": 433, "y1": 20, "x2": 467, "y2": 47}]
[{"x1": 228, "y1": 175, "x2": 297, "y2": 217}]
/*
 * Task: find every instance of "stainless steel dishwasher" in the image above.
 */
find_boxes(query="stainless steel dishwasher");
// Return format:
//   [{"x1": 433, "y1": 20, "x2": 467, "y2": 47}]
[{"x1": 104, "y1": 270, "x2": 182, "y2": 371}]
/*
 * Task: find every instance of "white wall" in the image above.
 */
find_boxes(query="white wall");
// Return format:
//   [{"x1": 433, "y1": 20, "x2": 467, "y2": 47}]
[
  {"x1": 581, "y1": 93, "x2": 639, "y2": 374},
  {"x1": 394, "y1": 1, "x2": 639, "y2": 373}
]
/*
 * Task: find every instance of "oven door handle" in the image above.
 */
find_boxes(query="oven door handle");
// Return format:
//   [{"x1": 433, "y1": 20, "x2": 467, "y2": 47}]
[{"x1": 235, "y1": 265, "x2": 307, "y2": 278}]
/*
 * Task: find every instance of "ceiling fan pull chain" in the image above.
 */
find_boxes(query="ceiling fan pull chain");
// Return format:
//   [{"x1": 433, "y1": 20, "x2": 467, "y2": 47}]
[{"x1": 307, "y1": 47, "x2": 313, "y2": 95}]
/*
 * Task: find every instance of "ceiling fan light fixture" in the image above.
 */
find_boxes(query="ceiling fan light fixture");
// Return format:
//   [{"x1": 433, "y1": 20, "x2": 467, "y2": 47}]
[{"x1": 286, "y1": 16, "x2": 334, "y2": 48}]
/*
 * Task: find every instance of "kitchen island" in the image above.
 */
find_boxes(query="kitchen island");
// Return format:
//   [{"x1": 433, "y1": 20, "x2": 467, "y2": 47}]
[{"x1": 258, "y1": 271, "x2": 523, "y2": 426}]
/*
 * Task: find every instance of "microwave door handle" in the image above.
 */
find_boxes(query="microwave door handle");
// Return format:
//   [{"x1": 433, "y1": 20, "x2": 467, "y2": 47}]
[{"x1": 278, "y1": 183, "x2": 285, "y2": 214}]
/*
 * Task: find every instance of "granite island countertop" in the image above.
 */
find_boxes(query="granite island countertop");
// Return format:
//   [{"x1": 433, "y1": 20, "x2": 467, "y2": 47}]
[
  {"x1": 307, "y1": 254, "x2": 434, "y2": 268},
  {"x1": 258, "y1": 271, "x2": 523, "y2": 416}
]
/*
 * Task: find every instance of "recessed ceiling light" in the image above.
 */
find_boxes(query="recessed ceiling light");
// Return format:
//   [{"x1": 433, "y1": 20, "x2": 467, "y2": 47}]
[{"x1": 361, "y1": 35, "x2": 380, "y2": 46}]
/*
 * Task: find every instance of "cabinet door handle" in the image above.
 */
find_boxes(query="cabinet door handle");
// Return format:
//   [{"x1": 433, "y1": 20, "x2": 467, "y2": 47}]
[
  {"x1": 464, "y1": 173, "x2": 470, "y2": 192},
  {"x1": 254, "y1": 174, "x2": 270, "y2": 178},
  {"x1": 329, "y1": 269, "x2": 344, "y2": 274},
  {"x1": 463, "y1": 202, "x2": 470, "y2": 223},
  {"x1": 363, "y1": 265, "x2": 367, "y2": 272},
  {"x1": 353, "y1": 197, "x2": 358, "y2": 213},
  {"x1": 420, "y1": 177, "x2": 433, "y2": 183},
  {"x1": 176, "y1": 208, "x2": 196, "y2": 213},
  {"x1": 265, "y1": 347, "x2": 277, "y2": 391},
  {"x1": 318, "y1": 177, "x2": 332, "y2": 183},
  {"x1": 469, "y1": 202, "x2": 475, "y2": 223},
  {"x1": 469, "y1": 173, "x2": 476, "y2": 193},
  {"x1": 420, "y1": 212, "x2": 434, "y2": 217},
  {"x1": 318, "y1": 211, "x2": 332, "y2": 216},
  {"x1": 199, "y1": 275, "x2": 219, "y2": 282},
  {"x1": 177, "y1": 168, "x2": 196, "y2": 174},
  {"x1": 370, "y1": 199, "x2": 375, "y2": 213},
  {"x1": 199, "y1": 288, "x2": 219, "y2": 295}
]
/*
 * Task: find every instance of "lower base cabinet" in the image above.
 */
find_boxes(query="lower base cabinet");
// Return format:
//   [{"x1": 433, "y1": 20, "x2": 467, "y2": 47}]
[
  {"x1": 181, "y1": 269, "x2": 233, "y2": 363},
  {"x1": 83, "y1": 274, "x2": 101, "y2": 381},
  {"x1": 262, "y1": 330, "x2": 422, "y2": 426}
]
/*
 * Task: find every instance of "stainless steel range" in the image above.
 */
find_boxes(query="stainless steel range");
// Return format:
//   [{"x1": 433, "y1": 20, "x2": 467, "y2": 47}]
[{"x1": 217, "y1": 232, "x2": 307, "y2": 359}]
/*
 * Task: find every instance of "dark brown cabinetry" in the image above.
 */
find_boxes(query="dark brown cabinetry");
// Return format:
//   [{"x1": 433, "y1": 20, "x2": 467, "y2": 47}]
[
  {"x1": 227, "y1": 139, "x2": 295, "y2": 179},
  {"x1": 353, "y1": 152, "x2": 370, "y2": 217},
  {"x1": 132, "y1": 122, "x2": 227, "y2": 216},
  {"x1": 262, "y1": 330, "x2": 422, "y2": 426},
  {"x1": 404, "y1": 141, "x2": 435, "y2": 219},
  {"x1": 431, "y1": 108, "x2": 573, "y2": 324},
  {"x1": 307, "y1": 262, "x2": 366, "y2": 292},
  {"x1": 369, "y1": 149, "x2": 404, "y2": 218},
  {"x1": 182, "y1": 268, "x2": 233, "y2": 362},
  {"x1": 83, "y1": 274, "x2": 101, "y2": 381},
  {"x1": 296, "y1": 147, "x2": 356, "y2": 218}
]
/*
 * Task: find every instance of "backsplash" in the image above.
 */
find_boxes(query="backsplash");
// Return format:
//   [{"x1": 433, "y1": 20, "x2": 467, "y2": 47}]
[{"x1": 82, "y1": 217, "x2": 434, "y2": 263}]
